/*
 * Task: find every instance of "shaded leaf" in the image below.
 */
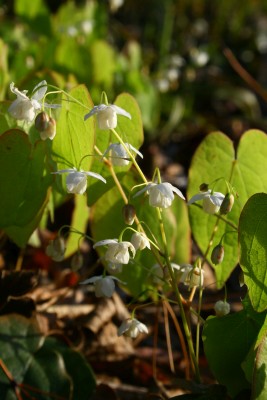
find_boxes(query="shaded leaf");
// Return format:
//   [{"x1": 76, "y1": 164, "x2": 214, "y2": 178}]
[
  {"x1": 239, "y1": 193, "x2": 267, "y2": 312},
  {"x1": 0, "y1": 130, "x2": 53, "y2": 247},
  {"x1": 202, "y1": 301, "x2": 265, "y2": 398}
]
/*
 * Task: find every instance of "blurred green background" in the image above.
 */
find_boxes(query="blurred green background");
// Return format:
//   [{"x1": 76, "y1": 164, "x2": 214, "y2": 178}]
[{"x1": 1, "y1": 0, "x2": 267, "y2": 162}]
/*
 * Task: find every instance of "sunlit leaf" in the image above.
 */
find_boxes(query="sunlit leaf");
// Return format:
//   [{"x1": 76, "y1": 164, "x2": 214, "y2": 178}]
[{"x1": 187, "y1": 129, "x2": 267, "y2": 288}]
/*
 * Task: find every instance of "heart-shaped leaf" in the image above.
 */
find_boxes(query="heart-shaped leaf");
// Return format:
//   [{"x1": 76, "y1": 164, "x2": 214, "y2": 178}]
[
  {"x1": 0, "y1": 130, "x2": 53, "y2": 247},
  {"x1": 187, "y1": 129, "x2": 267, "y2": 287}
]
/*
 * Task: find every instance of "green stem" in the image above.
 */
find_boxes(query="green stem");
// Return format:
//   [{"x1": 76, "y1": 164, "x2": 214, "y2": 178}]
[
  {"x1": 192, "y1": 203, "x2": 238, "y2": 230},
  {"x1": 156, "y1": 206, "x2": 201, "y2": 382},
  {"x1": 110, "y1": 128, "x2": 148, "y2": 183}
]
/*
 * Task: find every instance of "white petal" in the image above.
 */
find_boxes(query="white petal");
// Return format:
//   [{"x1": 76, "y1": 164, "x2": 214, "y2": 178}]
[
  {"x1": 9, "y1": 82, "x2": 29, "y2": 100},
  {"x1": 84, "y1": 104, "x2": 107, "y2": 121},
  {"x1": 51, "y1": 168, "x2": 77, "y2": 175},
  {"x1": 80, "y1": 276, "x2": 102, "y2": 284},
  {"x1": 93, "y1": 239, "x2": 118, "y2": 248},
  {"x1": 83, "y1": 171, "x2": 106, "y2": 183},
  {"x1": 171, "y1": 185, "x2": 185, "y2": 200},
  {"x1": 136, "y1": 321, "x2": 148, "y2": 334},
  {"x1": 111, "y1": 105, "x2": 131, "y2": 120},
  {"x1": 156, "y1": 183, "x2": 175, "y2": 200},
  {"x1": 31, "y1": 99, "x2": 42, "y2": 110},
  {"x1": 128, "y1": 143, "x2": 143, "y2": 158},
  {"x1": 133, "y1": 183, "x2": 153, "y2": 198},
  {"x1": 187, "y1": 192, "x2": 207, "y2": 205},
  {"x1": 31, "y1": 80, "x2": 47, "y2": 100},
  {"x1": 209, "y1": 192, "x2": 225, "y2": 206}
]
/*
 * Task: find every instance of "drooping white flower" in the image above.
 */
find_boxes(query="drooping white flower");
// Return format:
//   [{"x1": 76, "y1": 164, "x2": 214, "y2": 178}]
[
  {"x1": 134, "y1": 182, "x2": 185, "y2": 208},
  {"x1": 131, "y1": 232, "x2": 150, "y2": 251},
  {"x1": 8, "y1": 81, "x2": 58, "y2": 123},
  {"x1": 118, "y1": 318, "x2": 148, "y2": 338},
  {"x1": 103, "y1": 142, "x2": 143, "y2": 166},
  {"x1": 214, "y1": 300, "x2": 230, "y2": 317},
  {"x1": 188, "y1": 190, "x2": 225, "y2": 214},
  {"x1": 93, "y1": 239, "x2": 136, "y2": 265},
  {"x1": 150, "y1": 262, "x2": 190, "y2": 285},
  {"x1": 52, "y1": 168, "x2": 106, "y2": 195},
  {"x1": 80, "y1": 275, "x2": 122, "y2": 298},
  {"x1": 185, "y1": 267, "x2": 204, "y2": 289},
  {"x1": 84, "y1": 104, "x2": 131, "y2": 130},
  {"x1": 46, "y1": 237, "x2": 66, "y2": 262}
]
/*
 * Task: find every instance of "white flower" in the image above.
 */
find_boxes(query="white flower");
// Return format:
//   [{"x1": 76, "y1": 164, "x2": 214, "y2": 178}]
[
  {"x1": 103, "y1": 143, "x2": 143, "y2": 166},
  {"x1": 80, "y1": 275, "x2": 122, "y2": 298},
  {"x1": 131, "y1": 232, "x2": 150, "y2": 251},
  {"x1": 8, "y1": 81, "x2": 59, "y2": 123},
  {"x1": 118, "y1": 318, "x2": 148, "y2": 338},
  {"x1": 188, "y1": 190, "x2": 225, "y2": 214},
  {"x1": 84, "y1": 104, "x2": 131, "y2": 130},
  {"x1": 176, "y1": 264, "x2": 194, "y2": 283},
  {"x1": 52, "y1": 168, "x2": 106, "y2": 194},
  {"x1": 214, "y1": 300, "x2": 230, "y2": 317},
  {"x1": 185, "y1": 267, "x2": 204, "y2": 288},
  {"x1": 93, "y1": 239, "x2": 136, "y2": 265},
  {"x1": 150, "y1": 262, "x2": 190, "y2": 285},
  {"x1": 46, "y1": 237, "x2": 66, "y2": 262},
  {"x1": 134, "y1": 182, "x2": 185, "y2": 208},
  {"x1": 110, "y1": 0, "x2": 124, "y2": 13}
]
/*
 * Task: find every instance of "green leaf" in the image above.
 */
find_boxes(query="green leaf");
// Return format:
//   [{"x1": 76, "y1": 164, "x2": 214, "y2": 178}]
[
  {"x1": 52, "y1": 84, "x2": 95, "y2": 190},
  {"x1": 239, "y1": 193, "x2": 267, "y2": 312},
  {"x1": 41, "y1": 337, "x2": 96, "y2": 400},
  {"x1": 187, "y1": 129, "x2": 267, "y2": 288},
  {"x1": 202, "y1": 304, "x2": 265, "y2": 398},
  {"x1": 90, "y1": 40, "x2": 116, "y2": 88},
  {"x1": 23, "y1": 347, "x2": 72, "y2": 400},
  {"x1": 87, "y1": 92, "x2": 144, "y2": 206},
  {"x1": 90, "y1": 171, "x2": 189, "y2": 297},
  {"x1": 251, "y1": 334, "x2": 267, "y2": 400},
  {"x1": 0, "y1": 314, "x2": 44, "y2": 386},
  {"x1": 0, "y1": 130, "x2": 53, "y2": 247},
  {"x1": 65, "y1": 194, "x2": 90, "y2": 258},
  {"x1": 0, "y1": 315, "x2": 96, "y2": 400}
]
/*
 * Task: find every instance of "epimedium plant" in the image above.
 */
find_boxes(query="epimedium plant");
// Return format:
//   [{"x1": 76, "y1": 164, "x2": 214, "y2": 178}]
[{"x1": 1, "y1": 77, "x2": 267, "y2": 399}]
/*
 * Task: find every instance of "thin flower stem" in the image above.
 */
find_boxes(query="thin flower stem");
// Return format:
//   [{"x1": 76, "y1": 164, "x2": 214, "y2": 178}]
[
  {"x1": 196, "y1": 286, "x2": 203, "y2": 365},
  {"x1": 156, "y1": 207, "x2": 201, "y2": 382},
  {"x1": 110, "y1": 128, "x2": 148, "y2": 184},
  {"x1": 163, "y1": 300, "x2": 175, "y2": 373},
  {"x1": 192, "y1": 203, "x2": 238, "y2": 230},
  {"x1": 164, "y1": 299, "x2": 191, "y2": 380},
  {"x1": 153, "y1": 302, "x2": 160, "y2": 380},
  {"x1": 47, "y1": 85, "x2": 91, "y2": 111}
]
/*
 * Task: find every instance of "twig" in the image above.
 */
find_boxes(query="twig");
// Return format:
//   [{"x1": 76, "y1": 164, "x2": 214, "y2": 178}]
[{"x1": 224, "y1": 47, "x2": 267, "y2": 103}]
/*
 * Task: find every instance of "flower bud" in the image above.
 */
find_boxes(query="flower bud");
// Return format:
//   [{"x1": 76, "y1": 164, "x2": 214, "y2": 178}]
[
  {"x1": 211, "y1": 244, "x2": 224, "y2": 265},
  {"x1": 188, "y1": 267, "x2": 204, "y2": 288},
  {"x1": 71, "y1": 252, "x2": 83, "y2": 271},
  {"x1": 214, "y1": 300, "x2": 230, "y2": 317},
  {"x1": 220, "y1": 193, "x2": 234, "y2": 215},
  {"x1": 131, "y1": 232, "x2": 150, "y2": 251},
  {"x1": 199, "y1": 183, "x2": 209, "y2": 192},
  {"x1": 35, "y1": 111, "x2": 49, "y2": 132},
  {"x1": 122, "y1": 204, "x2": 136, "y2": 225},
  {"x1": 46, "y1": 237, "x2": 66, "y2": 262},
  {"x1": 40, "y1": 117, "x2": 56, "y2": 140}
]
